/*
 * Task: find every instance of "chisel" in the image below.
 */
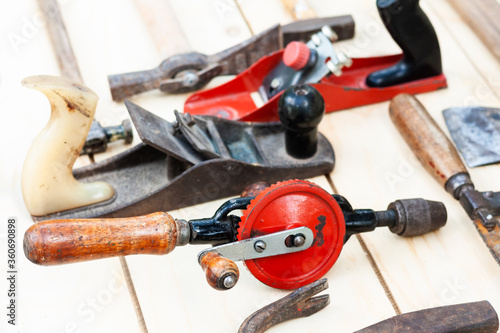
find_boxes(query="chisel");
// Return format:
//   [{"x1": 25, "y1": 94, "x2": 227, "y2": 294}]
[{"x1": 389, "y1": 94, "x2": 500, "y2": 264}]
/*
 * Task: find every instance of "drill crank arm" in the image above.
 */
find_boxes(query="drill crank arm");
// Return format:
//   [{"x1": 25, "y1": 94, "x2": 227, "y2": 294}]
[
  {"x1": 197, "y1": 227, "x2": 313, "y2": 291},
  {"x1": 198, "y1": 227, "x2": 313, "y2": 262}
]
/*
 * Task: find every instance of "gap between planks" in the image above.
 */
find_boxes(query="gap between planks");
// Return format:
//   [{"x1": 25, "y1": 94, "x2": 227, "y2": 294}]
[
  {"x1": 39, "y1": 0, "x2": 149, "y2": 330},
  {"x1": 325, "y1": 174, "x2": 402, "y2": 315},
  {"x1": 425, "y1": 0, "x2": 500, "y2": 103},
  {"x1": 230, "y1": 0, "x2": 404, "y2": 318},
  {"x1": 119, "y1": 257, "x2": 149, "y2": 333}
]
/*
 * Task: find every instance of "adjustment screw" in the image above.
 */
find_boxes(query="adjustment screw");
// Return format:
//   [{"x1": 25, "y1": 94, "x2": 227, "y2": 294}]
[
  {"x1": 326, "y1": 60, "x2": 342, "y2": 76},
  {"x1": 254, "y1": 240, "x2": 266, "y2": 253},
  {"x1": 321, "y1": 26, "x2": 338, "y2": 42},
  {"x1": 337, "y1": 52, "x2": 353, "y2": 67},
  {"x1": 311, "y1": 34, "x2": 321, "y2": 46},
  {"x1": 270, "y1": 78, "x2": 282, "y2": 90},
  {"x1": 293, "y1": 234, "x2": 306, "y2": 247}
]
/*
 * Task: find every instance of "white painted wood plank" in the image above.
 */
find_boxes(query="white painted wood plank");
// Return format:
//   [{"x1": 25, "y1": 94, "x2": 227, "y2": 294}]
[
  {"x1": 127, "y1": 176, "x2": 397, "y2": 332},
  {"x1": 315, "y1": 0, "x2": 500, "y2": 317},
  {"x1": 0, "y1": 1, "x2": 147, "y2": 332}
]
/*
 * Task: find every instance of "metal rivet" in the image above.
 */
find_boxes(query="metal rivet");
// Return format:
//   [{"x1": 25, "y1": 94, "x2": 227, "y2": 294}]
[
  {"x1": 182, "y1": 72, "x2": 199, "y2": 87},
  {"x1": 223, "y1": 275, "x2": 236, "y2": 289},
  {"x1": 254, "y1": 240, "x2": 266, "y2": 253},
  {"x1": 293, "y1": 234, "x2": 306, "y2": 247},
  {"x1": 321, "y1": 26, "x2": 338, "y2": 42}
]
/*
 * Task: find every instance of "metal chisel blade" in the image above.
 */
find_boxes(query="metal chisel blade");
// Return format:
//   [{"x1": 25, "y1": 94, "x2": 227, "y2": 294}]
[{"x1": 443, "y1": 106, "x2": 500, "y2": 167}]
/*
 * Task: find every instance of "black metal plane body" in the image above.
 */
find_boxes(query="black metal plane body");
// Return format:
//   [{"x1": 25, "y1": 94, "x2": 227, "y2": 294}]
[{"x1": 34, "y1": 102, "x2": 334, "y2": 221}]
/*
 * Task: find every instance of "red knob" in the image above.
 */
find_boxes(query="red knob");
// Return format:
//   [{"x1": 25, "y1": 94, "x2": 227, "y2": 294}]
[{"x1": 283, "y1": 41, "x2": 311, "y2": 71}]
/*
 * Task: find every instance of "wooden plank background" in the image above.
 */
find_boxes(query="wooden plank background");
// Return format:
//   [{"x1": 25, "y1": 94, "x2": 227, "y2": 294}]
[{"x1": 1, "y1": 0, "x2": 499, "y2": 332}]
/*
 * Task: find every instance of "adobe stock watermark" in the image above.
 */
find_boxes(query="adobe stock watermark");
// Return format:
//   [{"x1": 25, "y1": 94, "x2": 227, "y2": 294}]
[
  {"x1": 428, "y1": 277, "x2": 468, "y2": 308},
  {"x1": 212, "y1": 0, "x2": 244, "y2": 20},
  {"x1": 460, "y1": 73, "x2": 500, "y2": 107},
  {"x1": 339, "y1": 19, "x2": 384, "y2": 57},
  {"x1": 383, "y1": 153, "x2": 421, "y2": 191},
  {"x1": 55, "y1": 270, "x2": 126, "y2": 333},
  {"x1": 7, "y1": 0, "x2": 74, "y2": 54}
]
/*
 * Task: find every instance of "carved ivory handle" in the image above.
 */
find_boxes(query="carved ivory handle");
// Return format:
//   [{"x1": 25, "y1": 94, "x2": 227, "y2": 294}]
[{"x1": 21, "y1": 75, "x2": 114, "y2": 216}]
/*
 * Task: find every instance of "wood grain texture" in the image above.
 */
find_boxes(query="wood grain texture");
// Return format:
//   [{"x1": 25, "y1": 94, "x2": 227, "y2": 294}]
[
  {"x1": 281, "y1": 0, "x2": 316, "y2": 19},
  {"x1": 37, "y1": 0, "x2": 82, "y2": 83},
  {"x1": 447, "y1": 0, "x2": 500, "y2": 63},
  {"x1": 24, "y1": 212, "x2": 178, "y2": 265},
  {"x1": 389, "y1": 94, "x2": 467, "y2": 188},
  {"x1": 199, "y1": 252, "x2": 239, "y2": 290},
  {"x1": 133, "y1": 0, "x2": 191, "y2": 58}
]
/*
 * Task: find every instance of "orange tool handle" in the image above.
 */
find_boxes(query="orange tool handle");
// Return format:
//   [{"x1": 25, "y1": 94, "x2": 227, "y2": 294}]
[
  {"x1": 24, "y1": 212, "x2": 180, "y2": 265},
  {"x1": 199, "y1": 252, "x2": 239, "y2": 291},
  {"x1": 389, "y1": 94, "x2": 468, "y2": 188}
]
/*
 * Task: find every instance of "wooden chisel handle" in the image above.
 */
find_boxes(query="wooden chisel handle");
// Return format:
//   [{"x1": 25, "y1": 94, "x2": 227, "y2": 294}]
[
  {"x1": 355, "y1": 301, "x2": 499, "y2": 333},
  {"x1": 24, "y1": 212, "x2": 182, "y2": 265},
  {"x1": 389, "y1": 94, "x2": 468, "y2": 188}
]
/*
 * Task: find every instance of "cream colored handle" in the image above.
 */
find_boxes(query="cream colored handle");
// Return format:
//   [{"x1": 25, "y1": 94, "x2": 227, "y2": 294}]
[{"x1": 21, "y1": 75, "x2": 114, "y2": 216}]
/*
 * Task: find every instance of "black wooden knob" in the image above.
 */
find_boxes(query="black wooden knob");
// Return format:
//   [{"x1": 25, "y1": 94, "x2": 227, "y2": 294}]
[{"x1": 278, "y1": 85, "x2": 325, "y2": 158}]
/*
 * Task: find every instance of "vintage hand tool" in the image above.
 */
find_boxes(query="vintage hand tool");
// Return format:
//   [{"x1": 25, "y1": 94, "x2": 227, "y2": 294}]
[
  {"x1": 443, "y1": 106, "x2": 500, "y2": 167},
  {"x1": 37, "y1": 0, "x2": 132, "y2": 154},
  {"x1": 238, "y1": 278, "x2": 329, "y2": 333},
  {"x1": 107, "y1": 15, "x2": 355, "y2": 101},
  {"x1": 389, "y1": 94, "x2": 500, "y2": 264},
  {"x1": 27, "y1": 84, "x2": 334, "y2": 220},
  {"x1": 24, "y1": 179, "x2": 447, "y2": 290},
  {"x1": 447, "y1": 0, "x2": 500, "y2": 64},
  {"x1": 355, "y1": 301, "x2": 499, "y2": 333},
  {"x1": 239, "y1": 287, "x2": 498, "y2": 333},
  {"x1": 183, "y1": 0, "x2": 446, "y2": 122}
]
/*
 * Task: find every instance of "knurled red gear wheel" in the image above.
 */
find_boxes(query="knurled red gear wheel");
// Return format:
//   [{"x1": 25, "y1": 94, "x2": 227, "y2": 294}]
[{"x1": 238, "y1": 179, "x2": 346, "y2": 289}]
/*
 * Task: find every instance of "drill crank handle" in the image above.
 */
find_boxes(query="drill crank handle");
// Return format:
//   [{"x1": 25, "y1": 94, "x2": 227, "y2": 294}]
[
  {"x1": 389, "y1": 94, "x2": 469, "y2": 189},
  {"x1": 199, "y1": 252, "x2": 239, "y2": 291},
  {"x1": 23, "y1": 212, "x2": 189, "y2": 265}
]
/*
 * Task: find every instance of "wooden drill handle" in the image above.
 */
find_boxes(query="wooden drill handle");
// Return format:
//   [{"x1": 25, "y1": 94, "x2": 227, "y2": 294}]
[
  {"x1": 389, "y1": 94, "x2": 468, "y2": 188},
  {"x1": 24, "y1": 212, "x2": 179, "y2": 265},
  {"x1": 199, "y1": 252, "x2": 239, "y2": 291}
]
